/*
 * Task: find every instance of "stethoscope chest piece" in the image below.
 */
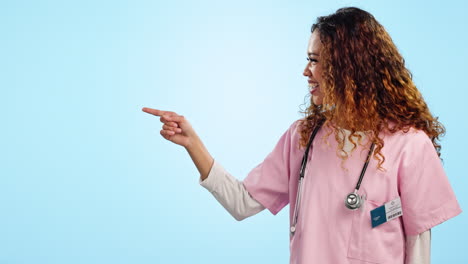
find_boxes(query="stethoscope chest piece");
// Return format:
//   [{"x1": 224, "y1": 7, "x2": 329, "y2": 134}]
[
  {"x1": 345, "y1": 190, "x2": 362, "y2": 210},
  {"x1": 290, "y1": 226, "x2": 296, "y2": 234}
]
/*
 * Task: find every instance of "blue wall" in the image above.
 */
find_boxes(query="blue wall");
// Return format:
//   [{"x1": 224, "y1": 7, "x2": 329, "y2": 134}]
[{"x1": 1, "y1": 0, "x2": 466, "y2": 263}]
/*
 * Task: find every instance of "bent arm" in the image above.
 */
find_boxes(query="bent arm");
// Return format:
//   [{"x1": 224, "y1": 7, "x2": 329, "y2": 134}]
[
  {"x1": 185, "y1": 136, "x2": 215, "y2": 181},
  {"x1": 200, "y1": 159, "x2": 265, "y2": 221}
]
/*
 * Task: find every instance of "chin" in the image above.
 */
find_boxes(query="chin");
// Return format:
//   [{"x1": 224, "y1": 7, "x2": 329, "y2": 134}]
[{"x1": 312, "y1": 96, "x2": 323, "y2": 105}]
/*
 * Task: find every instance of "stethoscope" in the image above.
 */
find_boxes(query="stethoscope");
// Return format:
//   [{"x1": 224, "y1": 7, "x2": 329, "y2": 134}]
[{"x1": 290, "y1": 121, "x2": 375, "y2": 236}]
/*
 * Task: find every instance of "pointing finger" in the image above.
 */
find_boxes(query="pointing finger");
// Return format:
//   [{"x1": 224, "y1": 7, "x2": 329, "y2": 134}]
[
  {"x1": 142, "y1": 107, "x2": 180, "y2": 119},
  {"x1": 142, "y1": 107, "x2": 164, "y2": 116},
  {"x1": 142, "y1": 107, "x2": 166, "y2": 117}
]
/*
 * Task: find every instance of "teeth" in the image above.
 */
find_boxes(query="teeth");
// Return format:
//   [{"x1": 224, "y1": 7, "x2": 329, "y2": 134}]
[{"x1": 308, "y1": 83, "x2": 319, "y2": 89}]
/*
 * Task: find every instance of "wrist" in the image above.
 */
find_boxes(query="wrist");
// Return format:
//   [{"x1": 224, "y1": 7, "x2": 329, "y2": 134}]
[{"x1": 184, "y1": 135, "x2": 200, "y2": 152}]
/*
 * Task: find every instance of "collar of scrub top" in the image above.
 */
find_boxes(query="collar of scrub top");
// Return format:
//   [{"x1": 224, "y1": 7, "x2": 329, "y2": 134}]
[{"x1": 290, "y1": 120, "x2": 375, "y2": 236}]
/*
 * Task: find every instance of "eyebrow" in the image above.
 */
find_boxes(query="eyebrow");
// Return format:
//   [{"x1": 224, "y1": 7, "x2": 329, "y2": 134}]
[{"x1": 308, "y1": 52, "x2": 320, "y2": 56}]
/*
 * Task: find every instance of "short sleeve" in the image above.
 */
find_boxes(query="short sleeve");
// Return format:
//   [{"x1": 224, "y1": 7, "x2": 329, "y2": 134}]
[
  {"x1": 242, "y1": 120, "x2": 299, "y2": 215},
  {"x1": 398, "y1": 132, "x2": 462, "y2": 235}
]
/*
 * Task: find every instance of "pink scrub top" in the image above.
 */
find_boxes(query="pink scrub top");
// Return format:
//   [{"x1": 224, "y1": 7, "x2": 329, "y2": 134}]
[{"x1": 243, "y1": 120, "x2": 462, "y2": 264}]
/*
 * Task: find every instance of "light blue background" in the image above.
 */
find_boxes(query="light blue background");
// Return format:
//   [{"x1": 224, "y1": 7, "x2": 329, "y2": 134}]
[{"x1": 1, "y1": 0, "x2": 466, "y2": 263}]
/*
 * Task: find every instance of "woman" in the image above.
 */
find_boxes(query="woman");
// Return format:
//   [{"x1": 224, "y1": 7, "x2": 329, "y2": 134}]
[{"x1": 142, "y1": 7, "x2": 461, "y2": 264}]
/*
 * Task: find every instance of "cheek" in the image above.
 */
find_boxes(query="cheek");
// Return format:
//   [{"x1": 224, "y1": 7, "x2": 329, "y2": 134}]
[
  {"x1": 312, "y1": 67, "x2": 322, "y2": 81},
  {"x1": 314, "y1": 68, "x2": 322, "y2": 83}
]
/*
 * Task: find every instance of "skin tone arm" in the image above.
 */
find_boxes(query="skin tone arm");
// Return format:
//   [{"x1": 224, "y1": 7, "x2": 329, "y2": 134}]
[{"x1": 141, "y1": 107, "x2": 214, "y2": 181}]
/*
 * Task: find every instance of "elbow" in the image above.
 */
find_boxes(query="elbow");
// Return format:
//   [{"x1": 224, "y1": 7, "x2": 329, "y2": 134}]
[
  {"x1": 234, "y1": 215, "x2": 248, "y2": 221},
  {"x1": 231, "y1": 211, "x2": 248, "y2": 221}
]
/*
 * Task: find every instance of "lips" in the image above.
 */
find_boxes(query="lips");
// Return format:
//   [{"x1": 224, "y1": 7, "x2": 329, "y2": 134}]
[{"x1": 308, "y1": 82, "x2": 319, "y2": 94}]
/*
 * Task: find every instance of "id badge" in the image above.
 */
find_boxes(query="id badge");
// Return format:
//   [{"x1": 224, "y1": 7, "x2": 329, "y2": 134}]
[{"x1": 370, "y1": 197, "x2": 403, "y2": 228}]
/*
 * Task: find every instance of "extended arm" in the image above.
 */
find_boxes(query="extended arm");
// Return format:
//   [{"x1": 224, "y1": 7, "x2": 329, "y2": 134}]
[{"x1": 200, "y1": 159, "x2": 265, "y2": 221}]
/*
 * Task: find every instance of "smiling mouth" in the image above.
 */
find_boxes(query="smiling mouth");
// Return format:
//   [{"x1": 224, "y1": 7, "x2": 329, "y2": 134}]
[{"x1": 308, "y1": 83, "x2": 319, "y2": 93}]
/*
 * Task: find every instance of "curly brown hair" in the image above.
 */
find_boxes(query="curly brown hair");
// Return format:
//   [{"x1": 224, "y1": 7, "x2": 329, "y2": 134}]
[{"x1": 298, "y1": 7, "x2": 445, "y2": 170}]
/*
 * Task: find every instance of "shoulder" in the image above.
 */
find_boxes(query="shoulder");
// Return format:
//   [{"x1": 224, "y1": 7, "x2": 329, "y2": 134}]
[
  {"x1": 289, "y1": 118, "x2": 304, "y2": 129},
  {"x1": 383, "y1": 127, "x2": 433, "y2": 149},
  {"x1": 381, "y1": 127, "x2": 439, "y2": 168},
  {"x1": 275, "y1": 118, "x2": 307, "y2": 152},
  {"x1": 281, "y1": 118, "x2": 304, "y2": 136}
]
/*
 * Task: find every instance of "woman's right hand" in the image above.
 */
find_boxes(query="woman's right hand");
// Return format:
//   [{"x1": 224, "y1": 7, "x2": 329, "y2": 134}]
[{"x1": 141, "y1": 107, "x2": 197, "y2": 148}]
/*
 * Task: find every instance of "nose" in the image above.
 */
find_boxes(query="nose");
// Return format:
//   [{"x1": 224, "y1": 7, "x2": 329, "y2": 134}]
[{"x1": 303, "y1": 63, "x2": 311, "y2": 77}]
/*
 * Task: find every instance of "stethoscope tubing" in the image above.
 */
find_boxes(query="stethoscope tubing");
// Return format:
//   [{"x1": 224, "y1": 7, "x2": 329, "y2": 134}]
[
  {"x1": 290, "y1": 120, "x2": 375, "y2": 236},
  {"x1": 291, "y1": 121, "x2": 323, "y2": 235}
]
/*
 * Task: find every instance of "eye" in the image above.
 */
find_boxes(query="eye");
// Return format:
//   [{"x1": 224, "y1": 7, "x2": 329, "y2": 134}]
[{"x1": 307, "y1": 57, "x2": 318, "y2": 63}]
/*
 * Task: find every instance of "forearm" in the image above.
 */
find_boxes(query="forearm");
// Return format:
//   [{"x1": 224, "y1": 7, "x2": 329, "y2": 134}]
[
  {"x1": 185, "y1": 135, "x2": 214, "y2": 181},
  {"x1": 200, "y1": 159, "x2": 266, "y2": 221}
]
